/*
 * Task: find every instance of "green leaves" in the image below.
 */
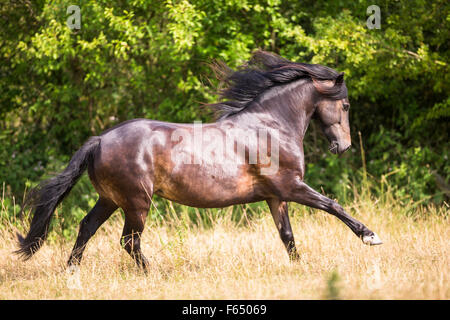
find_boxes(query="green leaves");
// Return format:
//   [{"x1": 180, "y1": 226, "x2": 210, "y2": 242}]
[
  {"x1": 0, "y1": 0, "x2": 448, "y2": 206},
  {"x1": 166, "y1": 0, "x2": 205, "y2": 52}
]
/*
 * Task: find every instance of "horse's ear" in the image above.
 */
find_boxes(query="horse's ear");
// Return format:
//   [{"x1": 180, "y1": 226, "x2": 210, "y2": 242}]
[{"x1": 335, "y1": 72, "x2": 344, "y2": 85}]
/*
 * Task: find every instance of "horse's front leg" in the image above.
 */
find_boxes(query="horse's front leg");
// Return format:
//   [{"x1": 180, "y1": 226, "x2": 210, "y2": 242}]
[
  {"x1": 284, "y1": 180, "x2": 382, "y2": 245},
  {"x1": 266, "y1": 199, "x2": 300, "y2": 261}
]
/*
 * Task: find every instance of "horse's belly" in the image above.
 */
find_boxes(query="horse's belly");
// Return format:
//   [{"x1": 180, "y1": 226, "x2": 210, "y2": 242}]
[
  {"x1": 155, "y1": 191, "x2": 263, "y2": 208},
  {"x1": 154, "y1": 164, "x2": 262, "y2": 208}
]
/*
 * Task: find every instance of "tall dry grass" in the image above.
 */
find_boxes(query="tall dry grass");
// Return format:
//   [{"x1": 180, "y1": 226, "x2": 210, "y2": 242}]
[{"x1": 0, "y1": 191, "x2": 448, "y2": 300}]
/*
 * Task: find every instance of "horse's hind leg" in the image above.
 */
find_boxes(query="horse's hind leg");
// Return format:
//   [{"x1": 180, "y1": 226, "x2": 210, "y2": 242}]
[
  {"x1": 67, "y1": 197, "x2": 118, "y2": 267},
  {"x1": 121, "y1": 208, "x2": 150, "y2": 270},
  {"x1": 267, "y1": 199, "x2": 300, "y2": 261}
]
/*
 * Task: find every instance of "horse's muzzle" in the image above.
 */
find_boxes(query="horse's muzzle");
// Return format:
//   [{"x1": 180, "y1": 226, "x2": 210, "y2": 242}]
[
  {"x1": 340, "y1": 144, "x2": 351, "y2": 154},
  {"x1": 329, "y1": 141, "x2": 351, "y2": 155}
]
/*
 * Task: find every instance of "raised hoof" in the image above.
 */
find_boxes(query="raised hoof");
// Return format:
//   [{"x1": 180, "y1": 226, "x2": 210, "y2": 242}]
[{"x1": 362, "y1": 233, "x2": 383, "y2": 246}]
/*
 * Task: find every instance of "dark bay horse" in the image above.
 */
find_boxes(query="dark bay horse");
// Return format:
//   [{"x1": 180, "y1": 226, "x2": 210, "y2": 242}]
[{"x1": 16, "y1": 51, "x2": 382, "y2": 270}]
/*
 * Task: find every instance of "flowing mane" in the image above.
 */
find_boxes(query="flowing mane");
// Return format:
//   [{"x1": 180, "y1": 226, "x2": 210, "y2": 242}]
[{"x1": 210, "y1": 50, "x2": 348, "y2": 119}]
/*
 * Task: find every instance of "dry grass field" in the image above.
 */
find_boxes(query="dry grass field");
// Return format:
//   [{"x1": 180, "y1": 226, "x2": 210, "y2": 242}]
[{"x1": 0, "y1": 195, "x2": 448, "y2": 300}]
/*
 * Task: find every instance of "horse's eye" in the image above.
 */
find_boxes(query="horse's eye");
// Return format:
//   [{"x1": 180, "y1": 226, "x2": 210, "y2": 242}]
[{"x1": 343, "y1": 103, "x2": 350, "y2": 111}]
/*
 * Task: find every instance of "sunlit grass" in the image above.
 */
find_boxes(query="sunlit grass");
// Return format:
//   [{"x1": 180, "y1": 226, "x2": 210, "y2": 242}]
[{"x1": 0, "y1": 189, "x2": 448, "y2": 299}]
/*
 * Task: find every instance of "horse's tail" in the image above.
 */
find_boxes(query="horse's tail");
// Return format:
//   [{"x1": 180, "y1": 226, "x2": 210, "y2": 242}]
[{"x1": 15, "y1": 136, "x2": 101, "y2": 260}]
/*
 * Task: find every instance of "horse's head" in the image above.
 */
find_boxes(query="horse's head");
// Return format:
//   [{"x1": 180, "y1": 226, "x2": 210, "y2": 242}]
[{"x1": 313, "y1": 74, "x2": 351, "y2": 155}]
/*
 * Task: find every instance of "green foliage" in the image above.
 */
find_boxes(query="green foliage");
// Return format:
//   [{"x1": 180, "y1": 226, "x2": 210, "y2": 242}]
[
  {"x1": 324, "y1": 269, "x2": 342, "y2": 300},
  {"x1": 0, "y1": 0, "x2": 448, "y2": 226}
]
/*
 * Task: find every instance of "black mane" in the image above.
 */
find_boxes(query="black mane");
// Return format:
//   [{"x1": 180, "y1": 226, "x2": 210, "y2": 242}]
[{"x1": 210, "y1": 50, "x2": 347, "y2": 119}]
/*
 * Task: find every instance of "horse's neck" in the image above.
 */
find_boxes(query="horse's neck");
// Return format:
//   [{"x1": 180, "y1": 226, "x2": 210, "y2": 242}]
[{"x1": 230, "y1": 80, "x2": 316, "y2": 143}]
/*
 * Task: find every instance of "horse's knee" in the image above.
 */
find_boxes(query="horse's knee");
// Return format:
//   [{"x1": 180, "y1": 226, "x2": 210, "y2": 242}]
[
  {"x1": 280, "y1": 229, "x2": 294, "y2": 243},
  {"x1": 328, "y1": 200, "x2": 345, "y2": 215}
]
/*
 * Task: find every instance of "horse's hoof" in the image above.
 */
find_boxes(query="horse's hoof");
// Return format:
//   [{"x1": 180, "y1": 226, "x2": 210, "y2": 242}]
[
  {"x1": 362, "y1": 233, "x2": 383, "y2": 246},
  {"x1": 66, "y1": 264, "x2": 80, "y2": 275}
]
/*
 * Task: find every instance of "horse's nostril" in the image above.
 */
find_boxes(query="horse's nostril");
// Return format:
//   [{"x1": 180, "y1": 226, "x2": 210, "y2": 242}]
[{"x1": 329, "y1": 141, "x2": 339, "y2": 154}]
